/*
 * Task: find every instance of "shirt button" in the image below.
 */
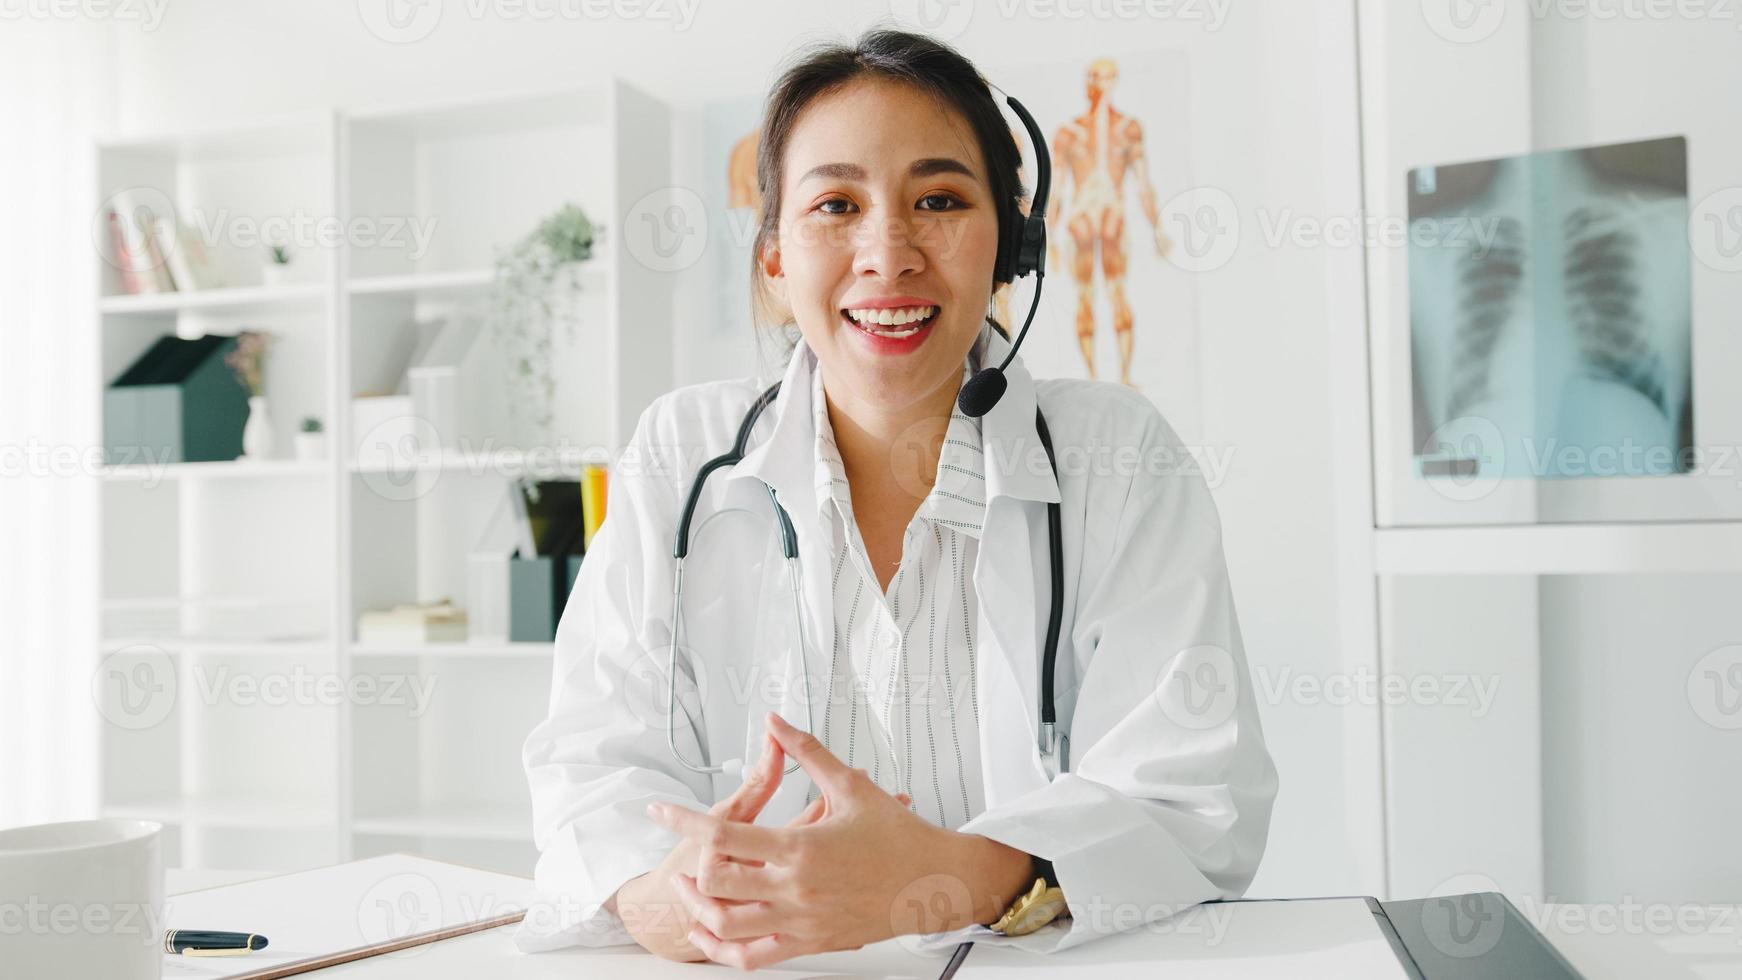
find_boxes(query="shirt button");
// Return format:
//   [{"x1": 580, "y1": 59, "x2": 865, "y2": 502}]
[{"x1": 880, "y1": 628, "x2": 899, "y2": 652}]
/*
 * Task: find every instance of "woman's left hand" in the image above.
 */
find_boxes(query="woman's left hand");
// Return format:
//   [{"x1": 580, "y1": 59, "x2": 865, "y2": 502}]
[{"x1": 647, "y1": 711, "x2": 1030, "y2": 970}]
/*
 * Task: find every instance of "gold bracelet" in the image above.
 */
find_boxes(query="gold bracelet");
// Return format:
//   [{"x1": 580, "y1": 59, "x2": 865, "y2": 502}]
[{"x1": 989, "y1": 877, "x2": 1068, "y2": 937}]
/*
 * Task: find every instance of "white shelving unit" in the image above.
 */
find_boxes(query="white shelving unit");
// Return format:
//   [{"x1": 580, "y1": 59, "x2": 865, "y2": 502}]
[
  {"x1": 1349, "y1": 1, "x2": 1742, "y2": 906},
  {"x1": 91, "y1": 81, "x2": 674, "y2": 875}
]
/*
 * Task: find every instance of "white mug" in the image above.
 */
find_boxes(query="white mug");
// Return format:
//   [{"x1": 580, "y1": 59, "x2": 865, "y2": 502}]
[{"x1": 0, "y1": 818, "x2": 165, "y2": 980}]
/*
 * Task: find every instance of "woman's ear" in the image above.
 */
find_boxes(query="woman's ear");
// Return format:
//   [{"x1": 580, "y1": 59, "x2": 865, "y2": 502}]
[{"x1": 760, "y1": 243, "x2": 785, "y2": 299}]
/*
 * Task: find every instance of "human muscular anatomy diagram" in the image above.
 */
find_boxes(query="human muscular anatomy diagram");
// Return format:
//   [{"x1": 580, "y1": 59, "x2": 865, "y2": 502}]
[
  {"x1": 728, "y1": 127, "x2": 761, "y2": 212},
  {"x1": 1046, "y1": 58, "x2": 1172, "y2": 387}
]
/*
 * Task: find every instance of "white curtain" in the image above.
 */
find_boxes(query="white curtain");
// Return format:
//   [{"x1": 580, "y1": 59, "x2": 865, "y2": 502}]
[{"x1": 0, "y1": 23, "x2": 115, "y2": 828}]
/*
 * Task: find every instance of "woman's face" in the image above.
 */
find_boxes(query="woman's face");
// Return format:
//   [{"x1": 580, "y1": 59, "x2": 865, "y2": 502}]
[{"x1": 763, "y1": 78, "x2": 1000, "y2": 415}]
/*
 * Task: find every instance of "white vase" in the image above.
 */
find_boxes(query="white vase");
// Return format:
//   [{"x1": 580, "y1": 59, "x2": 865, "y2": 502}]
[
  {"x1": 262, "y1": 264, "x2": 290, "y2": 288},
  {"x1": 294, "y1": 430, "x2": 325, "y2": 462},
  {"x1": 242, "y1": 396, "x2": 274, "y2": 460}
]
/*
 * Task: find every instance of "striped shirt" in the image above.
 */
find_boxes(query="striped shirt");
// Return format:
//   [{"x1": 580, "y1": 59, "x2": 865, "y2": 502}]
[{"x1": 804, "y1": 341, "x2": 990, "y2": 830}]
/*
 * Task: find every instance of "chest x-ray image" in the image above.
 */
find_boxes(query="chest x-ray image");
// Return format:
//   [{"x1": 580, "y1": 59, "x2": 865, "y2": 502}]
[{"x1": 1408, "y1": 136, "x2": 1693, "y2": 483}]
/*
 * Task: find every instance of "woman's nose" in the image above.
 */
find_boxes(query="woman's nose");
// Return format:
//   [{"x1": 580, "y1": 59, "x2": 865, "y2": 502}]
[{"x1": 850, "y1": 213, "x2": 925, "y2": 279}]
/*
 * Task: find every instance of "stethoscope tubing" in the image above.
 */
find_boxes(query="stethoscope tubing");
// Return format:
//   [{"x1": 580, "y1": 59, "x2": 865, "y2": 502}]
[{"x1": 665, "y1": 380, "x2": 1067, "y2": 779}]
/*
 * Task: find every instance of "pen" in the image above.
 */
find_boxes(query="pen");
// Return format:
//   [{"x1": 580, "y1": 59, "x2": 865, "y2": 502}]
[
  {"x1": 163, "y1": 930, "x2": 270, "y2": 957},
  {"x1": 937, "y1": 941, "x2": 973, "y2": 979}
]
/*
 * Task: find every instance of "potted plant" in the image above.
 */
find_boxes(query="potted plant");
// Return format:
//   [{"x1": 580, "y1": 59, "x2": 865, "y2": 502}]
[
  {"x1": 295, "y1": 416, "x2": 325, "y2": 462},
  {"x1": 225, "y1": 330, "x2": 275, "y2": 460},
  {"x1": 490, "y1": 203, "x2": 598, "y2": 445},
  {"x1": 263, "y1": 240, "x2": 292, "y2": 287}
]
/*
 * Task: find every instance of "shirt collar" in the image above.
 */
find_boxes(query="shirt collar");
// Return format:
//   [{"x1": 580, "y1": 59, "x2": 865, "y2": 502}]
[
  {"x1": 724, "y1": 319, "x2": 1061, "y2": 512},
  {"x1": 812, "y1": 347, "x2": 988, "y2": 539}
]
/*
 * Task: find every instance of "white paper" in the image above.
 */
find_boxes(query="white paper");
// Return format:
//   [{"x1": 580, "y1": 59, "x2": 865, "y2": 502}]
[
  {"x1": 161, "y1": 854, "x2": 534, "y2": 980},
  {"x1": 951, "y1": 899, "x2": 1410, "y2": 980}
]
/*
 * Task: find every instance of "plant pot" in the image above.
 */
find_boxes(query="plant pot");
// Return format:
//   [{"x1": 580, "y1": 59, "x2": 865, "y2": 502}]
[
  {"x1": 241, "y1": 396, "x2": 274, "y2": 460},
  {"x1": 262, "y1": 264, "x2": 291, "y2": 288},
  {"x1": 294, "y1": 431, "x2": 326, "y2": 462}
]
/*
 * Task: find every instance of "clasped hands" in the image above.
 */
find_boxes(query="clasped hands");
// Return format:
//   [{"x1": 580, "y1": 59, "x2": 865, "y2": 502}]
[{"x1": 610, "y1": 711, "x2": 1033, "y2": 970}]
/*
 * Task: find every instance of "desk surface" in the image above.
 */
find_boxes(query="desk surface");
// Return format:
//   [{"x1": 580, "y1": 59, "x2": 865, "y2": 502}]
[{"x1": 166, "y1": 870, "x2": 1742, "y2": 979}]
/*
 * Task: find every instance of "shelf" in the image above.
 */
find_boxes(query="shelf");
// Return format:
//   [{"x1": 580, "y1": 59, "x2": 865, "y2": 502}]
[
  {"x1": 100, "y1": 458, "x2": 329, "y2": 481},
  {"x1": 352, "y1": 802, "x2": 530, "y2": 841},
  {"x1": 1373, "y1": 521, "x2": 1742, "y2": 576},
  {"x1": 345, "y1": 267, "x2": 493, "y2": 296},
  {"x1": 99, "y1": 281, "x2": 327, "y2": 316},
  {"x1": 92, "y1": 79, "x2": 673, "y2": 874},
  {"x1": 102, "y1": 797, "x2": 334, "y2": 829},
  {"x1": 345, "y1": 262, "x2": 609, "y2": 299},
  {"x1": 97, "y1": 111, "x2": 334, "y2": 161},
  {"x1": 349, "y1": 448, "x2": 603, "y2": 478},
  {"x1": 99, "y1": 800, "x2": 187, "y2": 824},
  {"x1": 347, "y1": 85, "x2": 611, "y2": 138},
  {"x1": 101, "y1": 637, "x2": 331, "y2": 655},
  {"x1": 349, "y1": 641, "x2": 552, "y2": 659}
]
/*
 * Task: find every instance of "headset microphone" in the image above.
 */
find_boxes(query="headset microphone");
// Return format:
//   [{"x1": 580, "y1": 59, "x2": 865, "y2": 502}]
[{"x1": 958, "y1": 92, "x2": 1052, "y2": 419}]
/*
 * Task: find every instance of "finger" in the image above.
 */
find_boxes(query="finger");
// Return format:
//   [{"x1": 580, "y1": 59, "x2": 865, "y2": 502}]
[
  {"x1": 688, "y1": 923, "x2": 807, "y2": 972},
  {"x1": 692, "y1": 853, "x2": 784, "y2": 902},
  {"x1": 670, "y1": 873, "x2": 781, "y2": 941},
  {"x1": 714, "y1": 734, "x2": 785, "y2": 822},
  {"x1": 710, "y1": 735, "x2": 778, "y2": 815},
  {"x1": 765, "y1": 710, "x2": 860, "y2": 798},
  {"x1": 649, "y1": 802, "x2": 786, "y2": 863},
  {"x1": 786, "y1": 793, "x2": 828, "y2": 827}
]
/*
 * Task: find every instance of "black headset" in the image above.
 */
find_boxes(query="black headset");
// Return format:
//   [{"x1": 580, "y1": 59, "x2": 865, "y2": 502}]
[
  {"x1": 959, "y1": 94, "x2": 1051, "y2": 420},
  {"x1": 968, "y1": 93, "x2": 1068, "y2": 773}
]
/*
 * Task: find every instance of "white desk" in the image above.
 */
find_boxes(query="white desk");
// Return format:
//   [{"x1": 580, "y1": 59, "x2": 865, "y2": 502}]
[{"x1": 166, "y1": 870, "x2": 1742, "y2": 979}]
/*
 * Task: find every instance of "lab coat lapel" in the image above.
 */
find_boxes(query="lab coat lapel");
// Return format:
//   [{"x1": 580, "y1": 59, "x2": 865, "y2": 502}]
[
  {"x1": 974, "y1": 493, "x2": 1053, "y2": 809},
  {"x1": 721, "y1": 337, "x2": 835, "y2": 823},
  {"x1": 971, "y1": 329, "x2": 1058, "y2": 807},
  {"x1": 744, "y1": 517, "x2": 835, "y2": 826}
]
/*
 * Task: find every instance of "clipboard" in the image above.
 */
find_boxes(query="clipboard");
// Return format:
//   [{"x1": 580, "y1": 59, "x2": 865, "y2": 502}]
[
  {"x1": 931, "y1": 893, "x2": 1584, "y2": 979},
  {"x1": 161, "y1": 854, "x2": 534, "y2": 980}
]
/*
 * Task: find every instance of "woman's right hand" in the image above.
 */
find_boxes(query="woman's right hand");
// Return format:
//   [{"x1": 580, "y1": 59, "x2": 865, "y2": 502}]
[{"x1": 608, "y1": 734, "x2": 788, "y2": 962}]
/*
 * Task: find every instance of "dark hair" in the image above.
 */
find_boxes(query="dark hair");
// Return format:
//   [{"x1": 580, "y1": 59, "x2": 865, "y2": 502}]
[{"x1": 749, "y1": 27, "x2": 1023, "y2": 363}]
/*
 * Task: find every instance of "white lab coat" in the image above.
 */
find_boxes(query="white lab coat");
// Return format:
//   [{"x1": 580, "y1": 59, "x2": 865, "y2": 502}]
[{"x1": 517, "y1": 325, "x2": 1278, "y2": 956}]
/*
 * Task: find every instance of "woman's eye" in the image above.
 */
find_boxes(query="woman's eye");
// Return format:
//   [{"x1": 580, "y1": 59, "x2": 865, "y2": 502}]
[
  {"x1": 918, "y1": 193, "x2": 964, "y2": 211},
  {"x1": 815, "y1": 194, "x2": 962, "y2": 215}
]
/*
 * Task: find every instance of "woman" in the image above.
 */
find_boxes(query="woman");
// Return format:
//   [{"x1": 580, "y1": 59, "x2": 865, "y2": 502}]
[{"x1": 518, "y1": 28, "x2": 1278, "y2": 970}]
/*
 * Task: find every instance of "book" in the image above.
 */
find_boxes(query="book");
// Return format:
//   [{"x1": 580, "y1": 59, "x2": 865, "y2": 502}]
[
  {"x1": 156, "y1": 214, "x2": 213, "y2": 292},
  {"x1": 141, "y1": 211, "x2": 178, "y2": 292},
  {"x1": 107, "y1": 190, "x2": 164, "y2": 294},
  {"x1": 580, "y1": 464, "x2": 608, "y2": 551},
  {"x1": 106, "y1": 210, "x2": 144, "y2": 294},
  {"x1": 356, "y1": 599, "x2": 469, "y2": 645}
]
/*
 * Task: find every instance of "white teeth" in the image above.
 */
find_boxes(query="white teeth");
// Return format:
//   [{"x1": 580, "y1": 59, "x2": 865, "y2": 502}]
[{"x1": 843, "y1": 306, "x2": 940, "y2": 337}]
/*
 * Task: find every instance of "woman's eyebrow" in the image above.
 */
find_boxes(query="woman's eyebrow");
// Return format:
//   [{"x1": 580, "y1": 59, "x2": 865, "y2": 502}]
[{"x1": 799, "y1": 157, "x2": 976, "y2": 184}]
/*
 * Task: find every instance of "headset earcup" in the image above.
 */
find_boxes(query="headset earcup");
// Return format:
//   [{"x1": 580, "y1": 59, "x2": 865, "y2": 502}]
[
  {"x1": 994, "y1": 201, "x2": 1022, "y2": 285},
  {"x1": 1017, "y1": 214, "x2": 1046, "y2": 280}
]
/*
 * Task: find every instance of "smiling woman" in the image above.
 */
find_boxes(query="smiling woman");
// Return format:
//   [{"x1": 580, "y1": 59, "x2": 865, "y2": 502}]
[
  {"x1": 519, "y1": 26, "x2": 1277, "y2": 973},
  {"x1": 749, "y1": 35, "x2": 1021, "y2": 431}
]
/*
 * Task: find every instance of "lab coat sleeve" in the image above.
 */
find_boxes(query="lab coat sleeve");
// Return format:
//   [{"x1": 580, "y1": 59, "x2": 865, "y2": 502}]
[
  {"x1": 515, "y1": 401, "x2": 718, "y2": 952},
  {"x1": 914, "y1": 405, "x2": 1280, "y2": 954}
]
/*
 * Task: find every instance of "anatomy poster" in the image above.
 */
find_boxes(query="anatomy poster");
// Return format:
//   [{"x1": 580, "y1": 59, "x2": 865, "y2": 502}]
[
  {"x1": 1007, "y1": 51, "x2": 1204, "y2": 447},
  {"x1": 1407, "y1": 136, "x2": 1693, "y2": 483},
  {"x1": 703, "y1": 97, "x2": 765, "y2": 341}
]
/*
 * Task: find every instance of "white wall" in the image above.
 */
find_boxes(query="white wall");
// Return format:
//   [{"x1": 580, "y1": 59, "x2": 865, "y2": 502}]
[
  {"x1": 1530, "y1": 13, "x2": 1742, "y2": 906},
  {"x1": 111, "y1": 0, "x2": 1377, "y2": 897},
  {"x1": 1362, "y1": 0, "x2": 1742, "y2": 906}
]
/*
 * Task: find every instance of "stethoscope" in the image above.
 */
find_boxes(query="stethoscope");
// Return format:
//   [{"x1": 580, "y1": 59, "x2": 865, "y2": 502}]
[{"x1": 664, "y1": 90, "x2": 1070, "y2": 782}]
